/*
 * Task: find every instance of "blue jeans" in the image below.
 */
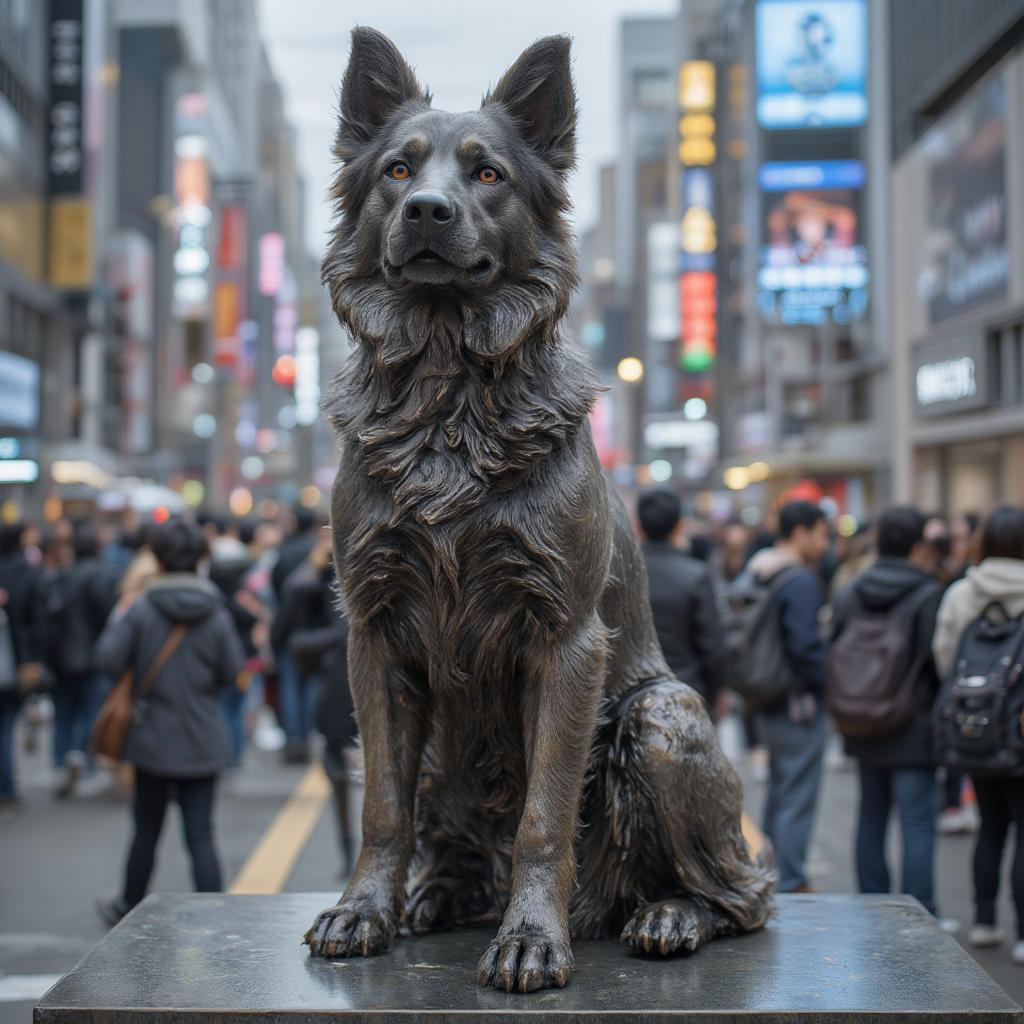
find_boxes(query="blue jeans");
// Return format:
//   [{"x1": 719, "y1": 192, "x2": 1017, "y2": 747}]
[
  {"x1": 53, "y1": 674, "x2": 108, "y2": 767},
  {"x1": 758, "y1": 702, "x2": 828, "y2": 891},
  {"x1": 0, "y1": 691, "x2": 22, "y2": 799},
  {"x1": 221, "y1": 686, "x2": 247, "y2": 765},
  {"x1": 856, "y1": 764, "x2": 937, "y2": 915},
  {"x1": 276, "y1": 651, "x2": 319, "y2": 743}
]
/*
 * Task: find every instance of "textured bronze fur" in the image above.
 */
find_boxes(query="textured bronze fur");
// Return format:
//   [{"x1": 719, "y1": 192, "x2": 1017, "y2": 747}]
[{"x1": 303, "y1": 28, "x2": 775, "y2": 992}]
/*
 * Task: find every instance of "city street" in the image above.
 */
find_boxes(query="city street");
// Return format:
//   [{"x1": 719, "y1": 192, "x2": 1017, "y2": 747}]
[{"x1": 3, "y1": 717, "x2": 1023, "y2": 1022}]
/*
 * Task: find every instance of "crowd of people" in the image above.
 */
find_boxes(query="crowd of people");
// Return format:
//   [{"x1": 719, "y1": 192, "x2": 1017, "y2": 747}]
[
  {"x1": 0, "y1": 506, "x2": 354, "y2": 924},
  {"x1": 2, "y1": 492, "x2": 1024, "y2": 965},
  {"x1": 637, "y1": 491, "x2": 1024, "y2": 965}
]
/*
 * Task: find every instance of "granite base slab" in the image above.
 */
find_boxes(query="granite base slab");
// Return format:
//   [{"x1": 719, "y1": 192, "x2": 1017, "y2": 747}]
[{"x1": 34, "y1": 893, "x2": 1024, "y2": 1023}]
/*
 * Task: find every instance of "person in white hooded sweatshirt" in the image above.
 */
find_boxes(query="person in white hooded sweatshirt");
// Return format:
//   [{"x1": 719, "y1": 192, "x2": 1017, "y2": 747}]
[{"x1": 933, "y1": 506, "x2": 1024, "y2": 963}]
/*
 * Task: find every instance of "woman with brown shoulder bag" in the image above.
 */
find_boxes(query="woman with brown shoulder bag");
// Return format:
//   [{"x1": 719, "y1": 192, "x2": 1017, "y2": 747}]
[{"x1": 92, "y1": 516, "x2": 246, "y2": 926}]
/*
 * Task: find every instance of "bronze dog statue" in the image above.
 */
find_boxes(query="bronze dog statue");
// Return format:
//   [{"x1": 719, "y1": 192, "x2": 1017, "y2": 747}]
[{"x1": 304, "y1": 27, "x2": 775, "y2": 992}]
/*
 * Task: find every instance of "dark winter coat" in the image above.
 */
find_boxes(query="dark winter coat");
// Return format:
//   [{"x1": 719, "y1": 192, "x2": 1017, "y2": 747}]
[
  {"x1": 58, "y1": 558, "x2": 119, "y2": 677},
  {"x1": 641, "y1": 541, "x2": 727, "y2": 705},
  {"x1": 831, "y1": 557, "x2": 943, "y2": 770},
  {"x1": 748, "y1": 548, "x2": 828, "y2": 695},
  {"x1": 94, "y1": 574, "x2": 246, "y2": 778},
  {"x1": 271, "y1": 532, "x2": 317, "y2": 601},
  {"x1": 0, "y1": 552, "x2": 39, "y2": 664}
]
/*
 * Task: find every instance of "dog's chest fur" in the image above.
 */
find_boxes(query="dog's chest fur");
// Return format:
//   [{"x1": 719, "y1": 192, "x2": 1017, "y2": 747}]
[{"x1": 333, "y1": 331, "x2": 596, "y2": 687}]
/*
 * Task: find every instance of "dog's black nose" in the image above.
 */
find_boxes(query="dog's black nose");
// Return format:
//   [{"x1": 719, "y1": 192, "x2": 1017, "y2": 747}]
[{"x1": 403, "y1": 191, "x2": 455, "y2": 231}]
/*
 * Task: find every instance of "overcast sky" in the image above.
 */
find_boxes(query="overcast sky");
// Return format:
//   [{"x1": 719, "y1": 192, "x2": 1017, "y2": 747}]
[{"x1": 257, "y1": 0, "x2": 676, "y2": 260}]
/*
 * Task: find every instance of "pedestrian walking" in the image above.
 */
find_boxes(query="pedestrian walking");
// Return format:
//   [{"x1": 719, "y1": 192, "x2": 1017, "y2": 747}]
[
  {"x1": 209, "y1": 522, "x2": 262, "y2": 765},
  {"x1": 271, "y1": 529, "x2": 333, "y2": 763},
  {"x1": 93, "y1": 516, "x2": 246, "y2": 925},
  {"x1": 0, "y1": 523, "x2": 43, "y2": 806},
  {"x1": 743, "y1": 500, "x2": 831, "y2": 893},
  {"x1": 829, "y1": 506, "x2": 946, "y2": 919},
  {"x1": 636, "y1": 489, "x2": 728, "y2": 709},
  {"x1": 933, "y1": 506, "x2": 1024, "y2": 961},
  {"x1": 271, "y1": 507, "x2": 320, "y2": 761},
  {"x1": 50, "y1": 522, "x2": 119, "y2": 798}
]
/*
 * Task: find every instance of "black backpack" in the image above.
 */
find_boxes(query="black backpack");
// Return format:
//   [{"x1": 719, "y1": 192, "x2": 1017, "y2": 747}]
[
  {"x1": 827, "y1": 583, "x2": 938, "y2": 739},
  {"x1": 721, "y1": 566, "x2": 802, "y2": 711},
  {"x1": 932, "y1": 603, "x2": 1024, "y2": 778}
]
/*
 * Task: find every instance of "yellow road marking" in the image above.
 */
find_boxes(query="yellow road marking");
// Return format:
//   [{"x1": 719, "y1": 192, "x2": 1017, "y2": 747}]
[
  {"x1": 229, "y1": 762, "x2": 766, "y2": 894},
  {"x1": 229, "y1": 762, "x2": 332, "y2": 894},
  {"x1": 741, "y1": 813, "x2": 766, "y2": 861}
]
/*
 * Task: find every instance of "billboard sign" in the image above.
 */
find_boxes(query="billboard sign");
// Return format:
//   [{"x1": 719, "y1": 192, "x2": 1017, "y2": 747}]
[
  {"x1": 758, "y1": 160, "x2": 868, "y2": 324},
  {"x1": 919, "y1": 72, "x2": 1007, "y2": 327},
  {"x1": 0, "y1": 352, "x2": 40, "y2": 431},
  {"x1": 756, "y1": 0, "x2": 867, "y2": 129}
]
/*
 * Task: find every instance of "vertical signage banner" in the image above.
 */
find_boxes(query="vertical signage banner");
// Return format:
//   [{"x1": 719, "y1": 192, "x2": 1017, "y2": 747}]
[
  {"x1": 678, "y1": 61, "x2": 718, "y2": 374},
  {"x1": 213, "y1": 205, "x2": 247, "y2": 368},
  {"x1": 47, "y1": 0, "x2": 92, "y2": 290},
  {"x1": 47, "y1": 0, "x2": 85, "y2": 195}
]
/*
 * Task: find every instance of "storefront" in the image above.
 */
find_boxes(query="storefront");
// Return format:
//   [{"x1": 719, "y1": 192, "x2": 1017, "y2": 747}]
[{"x1": 891, "y1": 51, "x2": 1024, "y2": 514}]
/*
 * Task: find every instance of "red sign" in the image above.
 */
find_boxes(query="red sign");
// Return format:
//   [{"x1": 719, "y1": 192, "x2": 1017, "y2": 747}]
[
  {"x1": 679, "y1": 271, "x2": 718, "y2": 372},
  {"x1": 217, "y1": 205, "x2": 246, "y2": 269}
]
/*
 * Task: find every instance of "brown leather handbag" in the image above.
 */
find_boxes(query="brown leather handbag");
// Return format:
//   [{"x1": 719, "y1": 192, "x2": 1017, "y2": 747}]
[{"x1": 90, "y1": 624, "x2": 188, "y2": 761}]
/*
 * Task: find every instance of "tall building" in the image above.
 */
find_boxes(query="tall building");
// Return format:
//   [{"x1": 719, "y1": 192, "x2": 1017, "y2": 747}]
[
  {"x1": 709, "y1": 0, "x2": 884, "y2": 521},
  {"x1": 0, "y1": 0, "x2": 119, "y2": 518},
  {"x1": 1, "y1": 0, "x2": 321, "y2": 520},
  {"x1": 888, "y1": 0, "x2": 1024, "y2": 513}
]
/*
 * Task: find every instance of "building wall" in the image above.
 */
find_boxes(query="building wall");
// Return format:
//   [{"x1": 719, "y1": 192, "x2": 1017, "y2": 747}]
[{"x1": 890, "y1": 45, "x2": 1024, "y2": 512}]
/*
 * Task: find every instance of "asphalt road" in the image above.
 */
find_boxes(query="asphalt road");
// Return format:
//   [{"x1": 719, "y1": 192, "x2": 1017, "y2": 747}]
[{"x1": 2, "y1": 715, "x2": 1023, "y2": 1021}]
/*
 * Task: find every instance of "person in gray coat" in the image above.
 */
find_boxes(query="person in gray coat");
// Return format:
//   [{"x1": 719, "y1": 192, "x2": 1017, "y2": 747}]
[{"x1": 94, "y1": 516, "x2": 246, "y2": 925}]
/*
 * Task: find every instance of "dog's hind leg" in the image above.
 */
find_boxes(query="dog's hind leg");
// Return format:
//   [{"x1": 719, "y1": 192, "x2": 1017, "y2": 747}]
[
  {"x1": 405, "y1": 845, "x2": 498, "y2": 933},
  {"x1": 613, "y1": 680, "x2": 776, "y2": 958}
]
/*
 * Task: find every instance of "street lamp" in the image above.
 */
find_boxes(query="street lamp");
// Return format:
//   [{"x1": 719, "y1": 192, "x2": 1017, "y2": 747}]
[{"x1": 617, "y1": 357, "x2": 644, "y2": 384}]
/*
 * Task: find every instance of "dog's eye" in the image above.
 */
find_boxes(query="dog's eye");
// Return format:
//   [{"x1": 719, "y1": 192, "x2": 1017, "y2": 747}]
[
  {"x1": 476, "y1": 167, "x2": 501, "y2": 185},
  {"x1": 387, "y1": 162, "x2": 412, "y2": 181}
]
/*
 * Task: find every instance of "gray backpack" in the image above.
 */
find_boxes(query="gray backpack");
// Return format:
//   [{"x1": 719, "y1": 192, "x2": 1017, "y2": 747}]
[{"x1": 721, "y1": 567, "x2": 802, "y2": 711}]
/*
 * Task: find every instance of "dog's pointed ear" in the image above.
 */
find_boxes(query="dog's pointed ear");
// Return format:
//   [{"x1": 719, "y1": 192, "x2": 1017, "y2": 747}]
[
  {"x1": 337, "y1": 28, "x2": 427, "y2": 153},
  {"x1": 484, "y1": 36, "x2": 576, "y2": 173}
]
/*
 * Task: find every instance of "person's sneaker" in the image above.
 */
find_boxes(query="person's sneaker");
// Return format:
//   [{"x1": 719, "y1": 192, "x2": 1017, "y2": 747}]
[
  {"x1": 969, "y1": 924, "x2": 1004, "y2": 947},
  {"x1": 749, "y1": 747, "x2": 769, "y2": 784},
  {"x1": 283, "y1": 740, "x2": 310, "y2": 765},
  {"x1": 95, "y1": 897, "x2": 129, "y2": 928},
  {"x1": 56, "y1": 752, "x2": 85, "y2": 800},
  {"x1": 938, "y1": 804, "x2": 980, "y2": 835},
  {"x1": 938, "y1": 918, "x2": 961, "y2": 935}
]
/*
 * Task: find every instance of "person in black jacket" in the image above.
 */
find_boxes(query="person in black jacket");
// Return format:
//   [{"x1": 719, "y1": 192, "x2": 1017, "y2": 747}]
[
  {"x1": 0, "y1": 523, "x2": 44, "y2": 806},
  {"x1": 52, "y1": 522, "x2": 120, "y2": 798},
  {"x1": 831, "y1": 506, "x2": 944, "y2": 917},
  {"x1": 637, "y1": 489, "x2": 727, "y2": 708},
  {"x1": 94, "y1": 516, "x2": 245, "y2": 925}
]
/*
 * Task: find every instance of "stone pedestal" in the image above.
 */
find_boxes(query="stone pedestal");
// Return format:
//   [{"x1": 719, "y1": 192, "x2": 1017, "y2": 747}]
[{"x1": 34, "y1": 893, "x2": 1023, "y2": 1022}]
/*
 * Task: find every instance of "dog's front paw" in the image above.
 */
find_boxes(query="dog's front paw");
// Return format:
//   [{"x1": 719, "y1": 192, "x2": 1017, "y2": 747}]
[
  {"x1": 476, "y1": 932, "x2": 574, "y2": 993},
  {"x1": 304, "y1": 900, "x2": 396, "y2": 958}
]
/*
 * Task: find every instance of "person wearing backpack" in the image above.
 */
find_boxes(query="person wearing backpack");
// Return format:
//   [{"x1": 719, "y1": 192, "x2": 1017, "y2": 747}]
[
  {"x1": 932, "y1": 506, "x2": 1024, "y2": 960},
  {"x1": 829, "y1": 506, "x2": 945, "y2": 919},
  {"x1": 93, "y1": 516, "x2": 246, "y2": 926},
  {"x1": 741, "y1": 500, "x2": 830, "y2": 893}
]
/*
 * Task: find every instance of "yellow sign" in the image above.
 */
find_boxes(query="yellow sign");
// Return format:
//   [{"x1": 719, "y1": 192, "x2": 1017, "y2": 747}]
[
  {"x1": 679, "y1": 61, "x2": 715, "y2": 112},
  {"x1": 678, "y1": 62, "x2": 716, "y2": 168},
  {"x1": 49, "y1": 197, "x2": 92, "y2": 289}
]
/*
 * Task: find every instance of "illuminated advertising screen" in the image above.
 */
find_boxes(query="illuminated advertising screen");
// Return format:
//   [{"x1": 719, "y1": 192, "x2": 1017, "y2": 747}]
[
  {"x1": 758, "y1": 160, "x2": 868, "y2": 325},
  {"x1": 756, "y1": 0, "x2": 867, "y2": 129},
  {"x1": 919, "y1": 72, "x2": 1007, "y2": 327}
]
